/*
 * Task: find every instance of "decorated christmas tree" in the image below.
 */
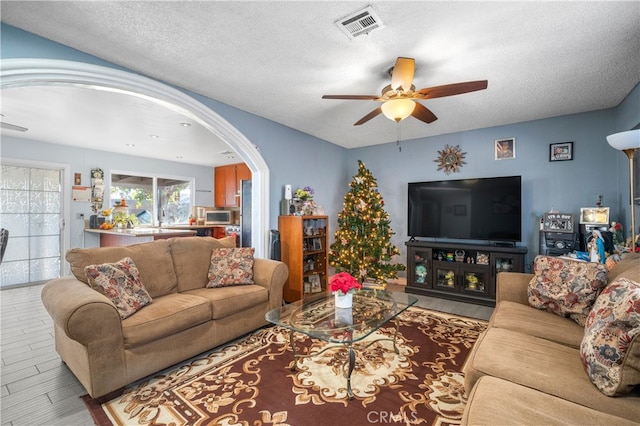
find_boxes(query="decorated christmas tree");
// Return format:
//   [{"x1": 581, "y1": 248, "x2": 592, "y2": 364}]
[{"x1": 329, "y1": 160, "x2": 405, "y2": 283}]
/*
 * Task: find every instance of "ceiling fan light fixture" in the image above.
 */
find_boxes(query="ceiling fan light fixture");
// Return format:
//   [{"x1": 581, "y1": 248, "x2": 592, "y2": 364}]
[{"x1": 381, "y1": 99, "x2": 415, "y2": 122}]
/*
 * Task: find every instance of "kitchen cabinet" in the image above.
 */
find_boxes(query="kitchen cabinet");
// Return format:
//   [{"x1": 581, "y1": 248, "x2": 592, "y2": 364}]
[{"x1": 214, "y1": 163, "x2": 251, "y2": 207}]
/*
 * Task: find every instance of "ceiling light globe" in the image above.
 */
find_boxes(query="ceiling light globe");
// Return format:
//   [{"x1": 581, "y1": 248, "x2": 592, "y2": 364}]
[
  {"x1": 381, "y1": 99, "x2": 415, "y2": 122},
  {"x1": 606, "y1": 129, "x2": 640, "y2": 151}
]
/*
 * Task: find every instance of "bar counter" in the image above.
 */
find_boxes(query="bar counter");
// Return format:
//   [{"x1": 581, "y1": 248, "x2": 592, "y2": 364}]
[{"x1": 84, "y1": 227, "x2": 197, "y2": 247}]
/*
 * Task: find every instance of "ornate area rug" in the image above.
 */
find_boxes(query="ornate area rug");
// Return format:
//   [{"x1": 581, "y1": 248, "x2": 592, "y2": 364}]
[{"x1": 83, "y1": 307, "x2": 487, "y2": 426}]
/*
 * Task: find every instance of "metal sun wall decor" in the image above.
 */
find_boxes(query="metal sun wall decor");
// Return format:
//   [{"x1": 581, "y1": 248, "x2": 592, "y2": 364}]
[{"x1": 435, "y1": 144, "x2": 466, "y2": 174}]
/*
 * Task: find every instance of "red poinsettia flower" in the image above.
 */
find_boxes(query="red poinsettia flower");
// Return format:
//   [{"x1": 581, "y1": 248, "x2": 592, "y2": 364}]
[{"x1": 329, "y1": 272, "x2": 362, "y2": 295}]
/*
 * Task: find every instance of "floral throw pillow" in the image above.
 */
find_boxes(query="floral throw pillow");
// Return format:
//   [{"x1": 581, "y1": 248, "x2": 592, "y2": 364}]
[
  {"x1": 528, "y1": 255, "x2": 607, "y2": 326},
  {"x1": 580, "y1": 277, "x2": 640, "y2": 396},
  {"x1": 84, "y1": 257, "x2": 152, "y2": 319},
  {"x1": 207, "y1": 247, "x2": 255, "y2": 288}
]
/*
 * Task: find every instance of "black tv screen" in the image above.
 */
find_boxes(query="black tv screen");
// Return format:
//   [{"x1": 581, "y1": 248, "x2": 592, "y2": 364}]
[{"x1": 408, "y1": 176, "x2": 522, "y2": 242}]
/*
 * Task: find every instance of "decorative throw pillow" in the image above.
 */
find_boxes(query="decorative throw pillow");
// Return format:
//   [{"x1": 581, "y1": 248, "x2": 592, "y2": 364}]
[
  {"x1": 207, "y1": 247, "x2": 255, "y2": 288},
  {"x1": 528, "y1": 255, "x2": 607, "y2": 326},
  {"x1": 84, "y1": 257, "x2": 152, "y2": 319},
  {"x1": 580, "y1": 277, "x2": 640, "y2": 396}
]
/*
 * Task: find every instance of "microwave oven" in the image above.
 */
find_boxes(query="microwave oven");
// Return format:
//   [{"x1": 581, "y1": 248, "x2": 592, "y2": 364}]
[{"x1": 205, "y1": 210, "x2": 232, "y2": 225}]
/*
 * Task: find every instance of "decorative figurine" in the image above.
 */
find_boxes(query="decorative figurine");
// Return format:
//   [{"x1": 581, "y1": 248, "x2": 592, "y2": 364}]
[
  {"x1": 588, "y1": 230, "x2": 606, "y2": 263},
  {"x1": 416, "y1": 265, "x2": 427, "y2": 283}
]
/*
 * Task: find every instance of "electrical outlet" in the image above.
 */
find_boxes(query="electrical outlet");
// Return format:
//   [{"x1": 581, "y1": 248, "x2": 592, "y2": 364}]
[{"x1": 76, "y1": 213, "x2": 85, "y2": 220}]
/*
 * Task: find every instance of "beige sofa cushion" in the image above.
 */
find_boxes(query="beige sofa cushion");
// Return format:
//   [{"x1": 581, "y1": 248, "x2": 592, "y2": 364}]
[
  {"x1": 464, "y1": 328, "x2": 640, "y2": 420},
  {"x1": 462, "y1": 376, "x2": 638, "y2": 426},
  {"x1": 66, "y1": 239, "x2": 177, "y2": 298},
  {"x1": 184, "y1": 285, "x2": 268, "y2": 320},
  {"x1": 581, "y1": 277, "x2": 640, "y2": 396},
  {"x1": 607, "y1": 252, "x2": 640, "y2": 283},
  {"x1": 170, "y1": 236, "x2": 237, "y2": 292},
  {"x1": 490, "y1": 300, "x2": 584, "y2": 348},
  {"x1": 122, "y1": 293, "x2": 211, "y2": 348}
]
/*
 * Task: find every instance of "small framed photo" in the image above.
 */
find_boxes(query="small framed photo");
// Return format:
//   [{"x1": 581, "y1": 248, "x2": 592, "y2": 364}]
[
  {"x1": 312, "y1": 238, "x2": 322, "y2": 251},
  {"x1": 580, "y1": 207, "x2": 609, "y2": 225},
  {"x1": 495, "y1": 138, "x2": 515, "y2": 160},
  {"x1": 543, "y1": 213, "x2": 574, "y2": 233},
  {"x1": 309, "y1": 275, "x2": 321, "y2": 293},
  {"x1": 550, "y1": 142, "x2": 573, "y2": 161}
]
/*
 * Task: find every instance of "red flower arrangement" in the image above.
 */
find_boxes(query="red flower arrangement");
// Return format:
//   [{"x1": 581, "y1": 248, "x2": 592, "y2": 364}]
[{"x1": 329, "y1": 272, "x2": 362, "y2": 295}]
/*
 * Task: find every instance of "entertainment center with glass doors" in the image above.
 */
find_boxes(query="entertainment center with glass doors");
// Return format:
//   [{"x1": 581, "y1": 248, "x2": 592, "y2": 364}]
[{"x1": 406, "y1": 240, "x2": 527, "y2": 306}]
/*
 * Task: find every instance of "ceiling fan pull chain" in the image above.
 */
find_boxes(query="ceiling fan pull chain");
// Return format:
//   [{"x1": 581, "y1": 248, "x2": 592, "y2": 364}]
[{"x1": 396, "y1": 122, "x2": 402, "y2": 152}]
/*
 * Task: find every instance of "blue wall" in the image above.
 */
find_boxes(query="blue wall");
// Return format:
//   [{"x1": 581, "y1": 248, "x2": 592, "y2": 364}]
[{"x1": 2, "y1": 23, "x2": 638, "y2": 272}]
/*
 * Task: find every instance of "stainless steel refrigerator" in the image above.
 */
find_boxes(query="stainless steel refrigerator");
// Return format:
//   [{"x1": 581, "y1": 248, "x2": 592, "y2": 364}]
[{"x1": 240, "y1": 180, "x2": 251, "y2": 247}]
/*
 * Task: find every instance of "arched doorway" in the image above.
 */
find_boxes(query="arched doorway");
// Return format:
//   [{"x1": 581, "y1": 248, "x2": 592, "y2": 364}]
[{"x1": 1, "y1": 58, "x2": 270, "y2": 257}]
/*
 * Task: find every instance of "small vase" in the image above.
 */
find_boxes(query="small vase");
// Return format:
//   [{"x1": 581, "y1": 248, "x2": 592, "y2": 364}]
[
  {"x1": 334, "y1": 307, "x2": 353, "y2": 326},
  {"x1": 334, "y1": 291, "x2": 353, "y2": 309}
]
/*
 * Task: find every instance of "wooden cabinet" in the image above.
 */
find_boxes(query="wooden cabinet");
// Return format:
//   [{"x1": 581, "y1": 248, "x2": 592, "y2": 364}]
[
  {"x1": 214, "y1": 163, "x2": 251, "y2": 207},
  {"x1": 406, "y1": 241, "x2": 527, "y2": 306},
  {"x1": 278, "y1": 215, "x2": 329, "y2": 303}
]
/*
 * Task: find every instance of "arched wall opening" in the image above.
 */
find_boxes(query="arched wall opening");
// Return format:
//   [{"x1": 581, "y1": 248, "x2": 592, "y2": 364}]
[{"x1": 1, "y1": 58, "x2": 270, "y2": 257}]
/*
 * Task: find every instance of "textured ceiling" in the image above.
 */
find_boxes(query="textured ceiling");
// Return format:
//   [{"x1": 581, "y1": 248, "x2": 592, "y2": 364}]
[{"x1": 1, "y1": 1, "x2": 639, "y2": 165}]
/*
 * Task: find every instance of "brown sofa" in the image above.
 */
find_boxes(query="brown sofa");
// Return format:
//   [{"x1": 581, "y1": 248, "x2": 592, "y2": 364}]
[
  {"x1": 462, "y1": 253, "x2": 640, "y2": 425},
  {"x1": 41, "y1": 236, "x2": 288, "y2": 398}
]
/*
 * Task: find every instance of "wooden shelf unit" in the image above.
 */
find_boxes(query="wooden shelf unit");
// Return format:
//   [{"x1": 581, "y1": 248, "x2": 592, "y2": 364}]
[
  {"x1": 406, "y1": 240, "x2": 527, "y2": 306},
  {"x1": 278, "y1": 215, "x2": 329, "y2": 303}
]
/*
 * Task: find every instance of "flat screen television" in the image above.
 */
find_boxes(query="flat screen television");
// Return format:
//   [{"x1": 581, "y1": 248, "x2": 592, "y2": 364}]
[{"x1": 408, "y1": 176, "x2": 522, "y2": 242}]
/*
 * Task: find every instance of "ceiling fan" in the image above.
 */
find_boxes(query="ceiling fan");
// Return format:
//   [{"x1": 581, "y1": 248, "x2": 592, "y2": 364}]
[
  {"x1": 0, "y1": 114, "x2": 28, "y2": 132},
  {"x1": 322, "y1": 57, "x2": 488, "y2": 126}
]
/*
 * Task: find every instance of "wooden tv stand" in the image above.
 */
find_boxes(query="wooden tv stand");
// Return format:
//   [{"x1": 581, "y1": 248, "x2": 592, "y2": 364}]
[{"x1": 405, "y1": 240, "x2": 527, "y2": 306}]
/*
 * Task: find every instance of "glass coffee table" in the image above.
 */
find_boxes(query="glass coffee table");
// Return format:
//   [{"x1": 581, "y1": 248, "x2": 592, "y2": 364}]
[{"x1": 265, "y1": 289, "x2": 418, "y2": 399}]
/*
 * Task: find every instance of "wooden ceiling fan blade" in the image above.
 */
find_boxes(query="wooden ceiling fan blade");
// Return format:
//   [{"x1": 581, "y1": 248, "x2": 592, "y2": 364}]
[
  {"x1": 416, "y1": 80, "x2": 488, "y2": 99},
  {"x1": 0, "y1": 122, "x2": 28, "y2": 132},
  {"x1": 411, "y1": 102, "x2": 438, "y2": 124},
  {"x1": 354, "y1": 107, "x2": 382, "y2": 126},
  {"x1": 322, "y1": 94, "x2": 379, "y2": 100},
  {"x1": 391, "y1": 57, "x2": 415, "y2": 91}
]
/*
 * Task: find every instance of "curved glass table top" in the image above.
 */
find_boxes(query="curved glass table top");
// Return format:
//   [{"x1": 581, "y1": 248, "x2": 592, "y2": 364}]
[{"x1": 265, "y1": 289, "x2": 418, "y2": 344}]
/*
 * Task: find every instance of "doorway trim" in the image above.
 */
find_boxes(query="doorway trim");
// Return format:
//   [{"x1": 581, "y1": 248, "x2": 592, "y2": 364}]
[{"x1": 1, "y1": 58, "x2": 270, "y2": 257}]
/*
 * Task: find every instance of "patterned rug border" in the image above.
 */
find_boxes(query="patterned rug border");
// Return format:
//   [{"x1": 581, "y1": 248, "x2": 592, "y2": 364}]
[{"x1": 81, "y1": 305, "x2": 488, "y2": 426}]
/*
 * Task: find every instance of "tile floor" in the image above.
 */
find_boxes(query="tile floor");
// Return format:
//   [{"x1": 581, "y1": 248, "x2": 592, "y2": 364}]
[{"x1": 1, "y1": 282, "x2": 492, "y2": 426}]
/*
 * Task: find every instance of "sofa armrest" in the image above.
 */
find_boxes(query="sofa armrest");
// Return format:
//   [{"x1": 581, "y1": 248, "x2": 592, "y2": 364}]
[
  {"x1": 252, "y1": 258, "x2": 288, "y2": 310},
  {"x1": 41, "y1": 276, "x2": 124, "y2": 345},
  {"x1": 496, "y1": 272, "x2": 534, "y2": 305}
]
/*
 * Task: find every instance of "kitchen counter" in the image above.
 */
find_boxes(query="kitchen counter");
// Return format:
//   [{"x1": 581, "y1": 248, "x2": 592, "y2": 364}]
[{"x1": 85, "y1": 227, "x2": 197, "y2": 247}]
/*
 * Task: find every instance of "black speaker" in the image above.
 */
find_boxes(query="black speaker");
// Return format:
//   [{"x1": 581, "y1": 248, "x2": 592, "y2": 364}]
[
  {"x1": 539, "y1": 231, "x2": 578, "y2": 256},
  {"x1": 269, "y1": 229, "x2": 281, "y2": 261}
]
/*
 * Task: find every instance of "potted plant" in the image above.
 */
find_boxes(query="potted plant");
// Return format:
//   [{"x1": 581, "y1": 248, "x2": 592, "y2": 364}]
[
  {"x1": 112, "y1": 212, "x2": 138, "y2": 229},
  {"x1": 330, "y1": 272, "x2": 362, "y2": 309}
]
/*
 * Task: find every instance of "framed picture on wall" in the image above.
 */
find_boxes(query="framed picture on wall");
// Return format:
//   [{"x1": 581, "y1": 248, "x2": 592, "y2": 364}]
[
  {"x1": 550, "y1": 142, "x2": 573, "y2": 161},
  {"x1": 495, "y1": 138, "x2": 515, "y2": 160}
]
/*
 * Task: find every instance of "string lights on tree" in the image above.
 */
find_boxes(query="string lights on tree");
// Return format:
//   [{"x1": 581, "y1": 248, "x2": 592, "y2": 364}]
[{"x1": 329, "y1": 160, "x2": 405, "y2": 283}]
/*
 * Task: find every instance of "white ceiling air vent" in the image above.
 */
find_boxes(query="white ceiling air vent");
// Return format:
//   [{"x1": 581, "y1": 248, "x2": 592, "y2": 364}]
[{"x1": 335, "y1": 6, "x2": 384, "y2": 40}]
